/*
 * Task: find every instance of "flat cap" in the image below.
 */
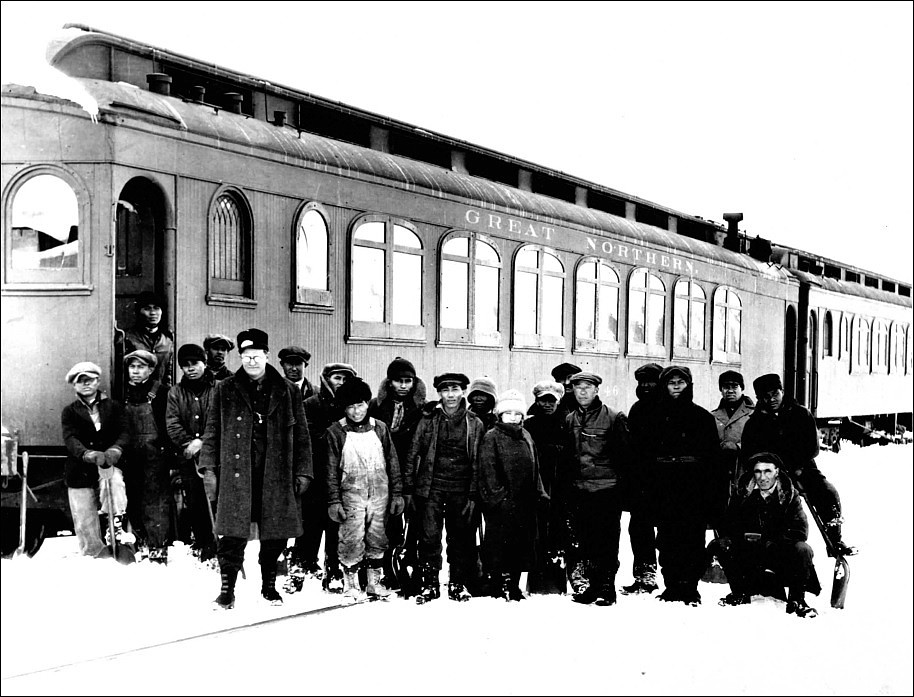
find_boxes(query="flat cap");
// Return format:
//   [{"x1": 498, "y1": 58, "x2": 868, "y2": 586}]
[
  {"x1": 124, "y1": 349, "x2": 158, "y2": 369},
  {"x1": 634, "y1": 363, "x2": 663, "y2": 382},
  {"x1": 569, "y1": 371, "x2": 602, "y2": 386},
  {"x1": 203, "y1": 334, "x2": 235, "y2": 351},
  {"x1": 66, "y1": 361, "x2": 102, "y2": 384},
  {"x1": 532, "y1": 380, "x2": 565, "y2": 401},
  {"x1": 278, "y1": 346, "x2": 311, "y2": 363},
  {"x1": 433, "y1": 372, "x2": 470, "y2": 390}
]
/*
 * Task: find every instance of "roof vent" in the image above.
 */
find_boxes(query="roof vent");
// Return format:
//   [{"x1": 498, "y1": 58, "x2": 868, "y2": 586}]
[
  {"x1": 146, "y1": 73, "x2": 172, "y2": 96},
  {"x1": 224, "y1": 92, "x2": 243, "y2": 114},
  {"x1": 191, "y1": 85, "x2": 206, "y2": 103}
]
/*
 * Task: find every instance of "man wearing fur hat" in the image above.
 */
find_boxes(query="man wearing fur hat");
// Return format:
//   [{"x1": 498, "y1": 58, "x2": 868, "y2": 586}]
[
  {"x1": 561, "y1": 372, "x2": 632, "y2": 606},
  {"x1": 467, "y1": 376, "x2": 499, "y2": 430},
  {"x1": 124, "y1": 290, "x2": 175, "y2": 387},
  {"x1": 165, "y1": 343, "x2": 218, "y2": 560},
  {"x1": 122, "y1": 349, "x2": 171, "y2": 563},
  {"x1": 478, "y1": 389, "x2": 549, "y2": 601},
  {"x1": 61, "y1": 362, "x2": 131, "y2": 557},
  {"x1": 524, "y1": 380, "x2": 569, "y2": 594},
  {"x1": 200, "y1": 328, "x2": 313, "y2": 609},
  {"x1": 326, "y1": 377, "x2": 404, "y2": 601},
  {"x1": 203, "y1": 334, "x2": 235, "y2": 381},
  {"x1": 368, "y1": 357, "x2": 428, "y2": 593},
  {"x1": 741, "y1": 373, "x2": 855, "y2": 556},
  {"x1": 298, "y1": 362, "x2": 358, "y2": 593},
  {"x1": 621, "y1": 363, "x2": 663, "y2": 596},
  {"x1": 641, "y1": 366, "x2": 720, "y2": 606},
  {"x1": 405, "y1": 372, "x2": 485, "y2": 603}
]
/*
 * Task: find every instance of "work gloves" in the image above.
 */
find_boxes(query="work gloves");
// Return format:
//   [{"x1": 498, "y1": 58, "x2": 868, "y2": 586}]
[
  {"x1": 294, "y1": 475, "x2": 311, "y2": 495},
  {"x1": 389, "y1": 495, "x2": 405, "y2": 516},
  {"x1": 183, "y1": 438, "x2": 203, "y2": 460},
  {"x1": 328, "y1": 503, "x2": 347, "y2": 524}
]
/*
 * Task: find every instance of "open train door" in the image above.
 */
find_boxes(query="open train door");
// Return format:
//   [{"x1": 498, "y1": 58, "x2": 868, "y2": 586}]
[
  {"x1": 784, "y1": 305, "x2": 798, "y2": 401},
  {"x1": 113, "y1": 177, "x2": 171, "y2": 398}
]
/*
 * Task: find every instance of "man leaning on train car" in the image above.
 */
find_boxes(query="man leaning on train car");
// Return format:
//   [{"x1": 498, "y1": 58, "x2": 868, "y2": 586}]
[
  {"x1": 199, "y1": 328, "x2": 313, "y2": 609},
  {"x1": 740, "y1": 374, "x2": 857, "y2": 556}
]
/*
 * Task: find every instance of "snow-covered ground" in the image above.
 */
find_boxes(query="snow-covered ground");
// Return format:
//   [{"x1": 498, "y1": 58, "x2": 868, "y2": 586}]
[{"x1": 1, "y1": 443, "x2": 911, "y2": 696}]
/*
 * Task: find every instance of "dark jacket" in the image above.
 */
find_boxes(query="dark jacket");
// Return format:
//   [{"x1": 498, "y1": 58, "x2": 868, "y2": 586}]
[
  {"x1": 740, "y1": 398, "x2": 820, "y2": 475},
  {"x1": 524, "y1": 410, "x2": 567, "y2": 496},
  {"x1": 562, "y1": 396, "x2": 631, "y2": 493},
  {"x1": 61, "y1": 393, "x2": 130, "y2": 489},
  {"x1": 199, "y1": 364, "x2": 312, "y2": 539},
  {"x1": 478, "y1": 422, "x2": 548, "y2": 570},
  {"x1": 325, "y1": 417, "x2": 403, "y2": 506},
  {"x1": 720, "y1": 471, "x2": 808, "y2": 546},
  {"x1": 165, "y1": 371, "x2": 216, "y2": 451},
  {"x1": 405, "y1": 400, "x2": 485, "y2": 498},
  {"x1": 124, "y1": 326, "x2": 175, "y2": 387},
  {"x1": 124, "y1": 378, "x2": 171, "y2": 452},
  {"x1": 368, "y1": 376, "x2": 428, "y2": 464},
  {"x1": 303, "y1": 379, "x2": 345, "y2": 487}
]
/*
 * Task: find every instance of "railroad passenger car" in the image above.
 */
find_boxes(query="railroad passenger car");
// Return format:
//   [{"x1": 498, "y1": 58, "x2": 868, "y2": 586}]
[{"x1": 2, "y1": 25, "x2": 911, "y2": 554}]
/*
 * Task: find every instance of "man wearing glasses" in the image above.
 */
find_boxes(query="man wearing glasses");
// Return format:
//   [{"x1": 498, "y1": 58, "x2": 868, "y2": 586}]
[{"x1": 200, "y1": 328, "x2": 313, "y2": 609}]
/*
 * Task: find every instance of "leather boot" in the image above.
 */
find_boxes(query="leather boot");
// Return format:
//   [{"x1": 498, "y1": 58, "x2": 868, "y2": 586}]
[
  {"x1": 342, "y1": 564, "x2": 367, "y2": 602},
  {"x1": 366, "y1": 562, "x2": 392, "y2": 599},
  {"x1": 261, "y1": 564, "x2": 283, "y2": 605},
  {"x1": 214, "y1": 567, "x2": 238, "y2": 609},
  {"x1": 415, "y1": 563, "x2": 440, "y2": 605}
]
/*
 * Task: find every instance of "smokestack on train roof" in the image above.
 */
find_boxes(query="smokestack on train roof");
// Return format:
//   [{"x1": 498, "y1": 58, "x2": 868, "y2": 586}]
[{"x1": 723, "y1": 212, "x2": 743, "y2": 253}]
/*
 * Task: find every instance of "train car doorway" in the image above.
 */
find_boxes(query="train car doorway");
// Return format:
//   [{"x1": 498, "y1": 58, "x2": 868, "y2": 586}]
[
  {"x1": 113, "y1": 177, "x2": 168, "y2": 397},
  {"x1": 807, "y1": 310, "x2": 819, "y2": 414},
  {"x1": 784, "y1": 305, "x2": 797, "y2": 400}
]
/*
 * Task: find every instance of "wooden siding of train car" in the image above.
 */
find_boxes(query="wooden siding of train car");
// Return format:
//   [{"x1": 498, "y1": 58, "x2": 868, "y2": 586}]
[
  {"x1": 806, "y1": 285, "x2": 913, "y2": 420},
  {"x1": 1, "y1": 96, "x2": 120, "y2": 448}
]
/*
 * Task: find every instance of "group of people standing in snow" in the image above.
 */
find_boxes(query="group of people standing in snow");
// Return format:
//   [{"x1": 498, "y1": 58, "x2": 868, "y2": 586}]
[{"x1": 61, "y1": 292, "x2": 856, "y2": 619}]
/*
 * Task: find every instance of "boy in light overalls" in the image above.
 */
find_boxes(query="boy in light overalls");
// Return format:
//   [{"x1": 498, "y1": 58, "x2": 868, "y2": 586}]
[{"x1": 325, "y1": 378, "x2": 404, "y2": 601}]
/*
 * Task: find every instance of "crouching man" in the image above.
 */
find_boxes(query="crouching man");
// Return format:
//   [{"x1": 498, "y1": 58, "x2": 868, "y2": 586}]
[{"x1": 712, "y1": 452, "x2": 821, "y2": 618}]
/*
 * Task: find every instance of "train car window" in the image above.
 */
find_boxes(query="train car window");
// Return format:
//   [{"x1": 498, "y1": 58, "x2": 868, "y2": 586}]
[
  {"x1": 907, "y1": 325, "x2": 913, "y2": 375},
  {"x1": 873, "y1": 320, "x2": 890, "y2": 374},
  {"x1": 292, "y1": 204, "x2": 331, "y2": 309},
  {"x1": 513, "y1": 245, "x2": 565, "y2": 350},
  {"x1": 208, "y1": 191, "x2": 252, "y2": 301},
  {"x1": 627, "y1": 268, "x2": 666, "y2": 359},
  {"x1": 823, "y1": 312, "x2": 834, "y2": 357},
  {"x1": 350, "y1": 216, "x2": 424, "y2": 342},
  {"x1": 712, "y1": 287, "x2": 742, "y2": 364},
  {"x1": 673, "y1": 280, "x2": 707, "y2": 357},
  {"x1": 852, "y1": 317, "x2": 871, "y2": 374},
  {"x1": 890, "y1": 322, "x2": 905, "y2": 374},
  {"x1": 439, "y1": 232, "x2": 501, "y2": 347},
  {"x1": 839, "y1": 314, "x2": 851, "y2": 361},
  {"x1": 574, "y1": 258, "x2": 620, "y2": 355},
  {"x1": 5, "y1": 172, "x2": 85, "y2": 287}
]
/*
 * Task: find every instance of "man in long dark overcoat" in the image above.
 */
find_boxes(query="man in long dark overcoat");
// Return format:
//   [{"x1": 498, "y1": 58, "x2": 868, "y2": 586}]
[{"x1": 199, "y1": 328, "x2": 312, "y2": 609}]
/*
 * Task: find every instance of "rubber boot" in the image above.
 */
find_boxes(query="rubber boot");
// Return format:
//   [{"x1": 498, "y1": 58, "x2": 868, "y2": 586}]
[{"x1": 214, "y1": 568, "x2": 238, "y2": 609}]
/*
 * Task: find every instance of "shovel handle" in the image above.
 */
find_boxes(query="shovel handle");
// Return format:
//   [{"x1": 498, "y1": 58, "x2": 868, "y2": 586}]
[{"x1": 16, "y1": 451, "x2": 29, "y2": 555}]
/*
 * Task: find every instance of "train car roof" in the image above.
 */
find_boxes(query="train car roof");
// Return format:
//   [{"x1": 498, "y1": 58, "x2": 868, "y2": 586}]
[{"x1": 787, "y1": 269, "x2": 912, "y2": 309}]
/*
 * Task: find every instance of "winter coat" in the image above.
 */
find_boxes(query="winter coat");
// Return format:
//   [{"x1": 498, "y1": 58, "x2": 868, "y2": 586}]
[
  {"x1": 712, "y1": 395, "x2": 755, "y2": 489},
  {"x1": 404, "y1": 400, "x2": 485, "y2": 498},
  {"x1": 368, "y1": 376, "x2": 428, "y2": 464},
  {"x1": 199, "y1": 364, "x2": 313, "y2": 539},
  {"x1": 124, "y1": 326, "x2": 175, "y2": 387},
  {"x1": 303, "y1": 380, "x2": 346, "y2": 488},
  {"x1": 326, "y1": 417, "x2": 403, "y2": 506},
  {"x1": 165, "y1": 371, "x2": 216, "y2": 451},
  {"x1": 740, "y1": 398, "x2": 820, "y2": 476},
  {"x1": 720, "y1": 470, "x2": 809, "y2": 546},
  {"x1": 641, "y1": 388, "x2": 720, "y2": 520},
  {"x1": 124, "y1": 379, "x2": 171, "y2": 458},
  {"x1": 210, "y1": 364, "x2": 233, "y2": 381},
  {"x1": 524, "y1": 411, "x2": 567, "y2": 496},
  {"x1": 562, "y1": 396, "x2": 631, "y2": 493},
  {"x1": 478, "y1": 422, "x2": 548, "y2": 570},
  {"x1": 61, "y1": 393, "x2": 130, "y2": 489}
]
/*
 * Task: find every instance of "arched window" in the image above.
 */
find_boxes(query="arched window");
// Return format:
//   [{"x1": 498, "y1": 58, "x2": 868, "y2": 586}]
[
  {"x1": 890, "y1": 322, "x2": 906, "y2": 374},
  {"x1": 575, "y1": 258, "x2": 620, "y2": 354},
  {"x1": 853, "y1": 317, "x2": 871, "y2": 373},
  {"x1": 673, "y1": 279, "x2": 706, "y2": 357},
  {"x1": 439, "y1": 232, "x2": 501, "y2": 346},
  {"x1": 627, "y1": 268, "x2": 666, "y2": 358},
  {"x1": 839, "y1": 314, "x2": 852, "y2": 362},
  {"x1": 208, "y1": 190, "x2": 252, "y2": 300},
  {"x1": 292, "y1": 204, "x2": 331, "y2": 308},
  {"x1": 823, "y1": 312, "x2": 834, "y2": 357},
  {"x1": 350, "y1": 215, "x2": 424, "y2": 341},
  {"x1": 873, "y1": 320, "x2": 889, "y2": 373},
  {"x1": 5, "y1": 170, "x2": 86, "y2": 287},
  {"x1": 513, "y1": 245, "x2": 565, "y2": 350},
  {"x1": 713, "y1": 286, "x2": 742, "y2": 363}
]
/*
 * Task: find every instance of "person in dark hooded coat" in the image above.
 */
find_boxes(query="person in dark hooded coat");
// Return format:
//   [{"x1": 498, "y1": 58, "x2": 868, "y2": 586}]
[
  {"x1": 368, "y1": 357, "x2": 428, "y2": 592},
  {"x1": 642, "y1": 365, "x2": 719, "y2": 606},
  {"x1": 711, "y1": 452, "x2": 821, "y2": 618}
]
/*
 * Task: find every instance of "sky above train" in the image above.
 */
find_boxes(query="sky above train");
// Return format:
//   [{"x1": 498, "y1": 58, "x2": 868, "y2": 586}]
[{"x1": 2, "y1": 1, "x2": 912, "y2": 284}]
